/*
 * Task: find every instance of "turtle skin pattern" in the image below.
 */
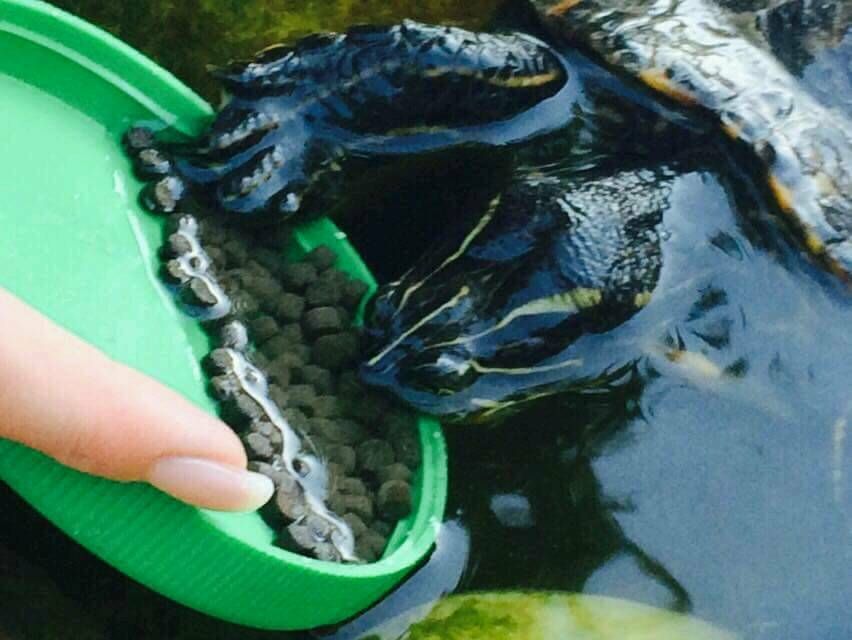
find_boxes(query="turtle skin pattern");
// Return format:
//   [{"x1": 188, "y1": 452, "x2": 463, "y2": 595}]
[
  {"x1": 534, "y1": 0, "x2": 852, "y2": 282},
  {"x1": 360, "y1": 167, "x2": 671, "y2": 421},
  {"x1": 128, "y1": 11, "x2": 848, "y2": 422},
  {"x1": 130, "y1": 20, "x2": 570, "y2": 220},
  {"x1": 126, "y1": 19, "x2": 683, "y2": 423}
]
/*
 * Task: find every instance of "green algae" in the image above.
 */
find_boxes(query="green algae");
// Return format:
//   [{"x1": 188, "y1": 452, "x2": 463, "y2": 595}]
[
  {"x1": 359, "y1": 593, "x2": 735, "y2": 640},
  {"x1": 50, "y1": 0, "x2": 502, "y2": 101},
  {"x1": 6, "y1": 3, "x2": 848, "y2": 638}
]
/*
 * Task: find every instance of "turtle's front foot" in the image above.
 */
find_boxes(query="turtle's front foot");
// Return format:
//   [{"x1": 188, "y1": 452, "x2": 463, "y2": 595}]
[
  {"x1": 124, "y1": 20, "x2": 572, "y2": 224},
  {"x1": 124, "y1": 126, "x2": 188, "y2": 213},
  {"x1": 123, "y1": 114, "x2": 322, "y2": 221}
]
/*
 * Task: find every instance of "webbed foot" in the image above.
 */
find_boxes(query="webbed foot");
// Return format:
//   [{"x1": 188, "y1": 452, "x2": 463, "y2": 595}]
[
  {"x1": 123, "y1": 116, "x2": 321, "y2": 219},
  {"x1": 126, "y1": 20, "x2": 571, "y2": 223}
]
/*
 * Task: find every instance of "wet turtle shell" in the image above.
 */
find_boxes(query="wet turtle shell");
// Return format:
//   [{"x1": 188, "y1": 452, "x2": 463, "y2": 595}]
[{"x1": 531, "y1": 0, "x2": 852, "y2": 282}]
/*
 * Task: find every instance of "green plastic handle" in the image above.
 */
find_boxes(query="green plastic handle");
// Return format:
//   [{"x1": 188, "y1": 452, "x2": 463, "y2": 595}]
[{"x1": 0, "y1": 0, "x2": 447, "y2": 630}]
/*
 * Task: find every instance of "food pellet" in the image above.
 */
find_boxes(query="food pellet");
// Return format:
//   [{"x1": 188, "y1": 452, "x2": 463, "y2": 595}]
[
  {"x1": 297, "y1": 365, "x2": 333, "y2": 394},
  {"x1": 306, "y1": 245, "x2": 337, "y2": 270},
  {"x1": 357, "y1": 439, "x2": 395, "y2": 473},
  {"x1": 378, "y1": 463, "x2": 414, "y2": 484},
  {"x1": 377, "y1": 480, "x2": 413, "y2": 520},
  {"x1": 327, "y1": 444, "x2": 356, "y2": 473},
  {"x1": 310, "y1": 395, "x2": 342, "y2": 418},
  {"x1": 305, "y1": 280, "x2": 342, "y2": 307},
  {"x1": 303, "y1": 306, "x2": 344, "y2": 335},
  {"x1": 281, "y1": 262, "x2": 317, "y2": 290},
  {"x1": 275, "y1": 292, "x2": 305, "y2": 322},
  {"x1": 341, "y1": 279, "x2": 369, "y2": 309},
  {"x1": 312, "y1": 332, "x2": 360, "y2": 370},
  {"x1": 131, "y1": 162, "x2": 424, "y2": 561}
]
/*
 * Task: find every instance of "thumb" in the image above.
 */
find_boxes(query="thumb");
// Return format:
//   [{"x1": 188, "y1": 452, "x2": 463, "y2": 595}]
[{"x1": 0, "y1": 288, "x2": 273, "y2": 511}]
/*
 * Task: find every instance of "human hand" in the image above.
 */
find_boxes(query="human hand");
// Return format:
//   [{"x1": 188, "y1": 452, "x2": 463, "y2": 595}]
[{"x1": 0, "y1": 288, "x2": 273, "y2": 511}]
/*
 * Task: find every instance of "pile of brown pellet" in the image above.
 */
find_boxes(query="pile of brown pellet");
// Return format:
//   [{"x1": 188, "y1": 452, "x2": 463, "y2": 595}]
[{"x1": 156, "y1": 210, "x2": 421, "y2": 562}]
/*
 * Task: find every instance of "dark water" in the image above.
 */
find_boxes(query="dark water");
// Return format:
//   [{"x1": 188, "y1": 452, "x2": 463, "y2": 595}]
[
  {"x1": 337, "y1": 146, "x2": 852, "y2": 639},
  {"x1": 1, "y1": 2, "x2": 849, "y2": 639},
  {"x1": 440, "y1": 161, "x2": 852, "y2": 638}
]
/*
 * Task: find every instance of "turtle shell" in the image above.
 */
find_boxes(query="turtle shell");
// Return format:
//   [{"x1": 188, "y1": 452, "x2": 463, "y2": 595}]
[{"x1": 532, "y1": 0, "x2": 852, "y2": 283}]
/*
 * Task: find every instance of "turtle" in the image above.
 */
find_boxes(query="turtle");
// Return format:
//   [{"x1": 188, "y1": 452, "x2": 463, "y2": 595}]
[
  {"x1": 530, "y1": 0, "x2": 852, "y2": 279},
  {"x1": 125, "y1": 2, "x2": 851, "y2": 424}
]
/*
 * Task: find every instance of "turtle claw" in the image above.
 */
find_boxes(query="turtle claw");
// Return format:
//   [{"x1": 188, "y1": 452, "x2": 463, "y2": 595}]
[
  {"x1": 124, "y1": 127, "x2": 188, "y2": 213},
  {"x1": 126, "y1": 113, "x2": 313, "y2": 219},
  {"x1": 135, "y1": 147, "x2": 172, "y2": 178},
  {"x1": 140, "y1": 174, "x2": 186, "y2": 214},
  {"x1": 122, "y1": 125, "x2": 156, "y2": 153}
]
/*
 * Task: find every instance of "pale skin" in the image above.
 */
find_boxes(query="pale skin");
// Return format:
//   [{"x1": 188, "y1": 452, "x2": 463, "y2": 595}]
[{"x1": 0, "y1": 288, "x2": 274, "y2": 511}]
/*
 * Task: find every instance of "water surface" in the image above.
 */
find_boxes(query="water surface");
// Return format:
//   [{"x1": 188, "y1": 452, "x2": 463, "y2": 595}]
[{"x1": 1, "y1": 2, "x2": 849, "y2": 639}]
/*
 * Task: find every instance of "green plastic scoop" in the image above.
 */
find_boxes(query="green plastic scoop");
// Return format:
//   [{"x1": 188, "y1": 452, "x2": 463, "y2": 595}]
[{"x1": 0, "y1": 0, "x2": 447, "y2": 630}]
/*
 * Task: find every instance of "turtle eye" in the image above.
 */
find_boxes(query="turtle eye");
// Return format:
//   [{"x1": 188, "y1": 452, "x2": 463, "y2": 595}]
[{"x1": 398, "y1": 349, "x2": 479, "y2": 394}]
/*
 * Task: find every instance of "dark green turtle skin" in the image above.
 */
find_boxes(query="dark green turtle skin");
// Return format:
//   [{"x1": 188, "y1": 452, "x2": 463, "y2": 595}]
[
  {"x1": 127, "y1": 5, "x2": 848, "y2": 424},
  {"x1": 129, "y1": 20, "x2": 575, "y2": 219},
  {"x1": 359, "y1": 165, "x2": 673, "y2": 421},
  {"x1": 532, "y1": 0, "x2": 852, "y2": 282},
  {"x1": 127, "y1": 17, "x2": 701, "y2": 423}
]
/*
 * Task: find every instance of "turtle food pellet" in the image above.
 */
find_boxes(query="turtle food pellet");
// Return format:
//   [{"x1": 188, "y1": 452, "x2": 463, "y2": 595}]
[{"x1": 126, "y1": 132, "x2": 422, "y2": 562}]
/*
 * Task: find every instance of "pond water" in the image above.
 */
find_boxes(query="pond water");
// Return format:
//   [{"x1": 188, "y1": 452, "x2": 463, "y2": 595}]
[{"x1": 2, "y1": 1, "x2": 849, "y2": 639}]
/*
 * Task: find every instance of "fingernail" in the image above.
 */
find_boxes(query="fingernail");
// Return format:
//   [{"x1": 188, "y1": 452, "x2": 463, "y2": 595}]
[{"x1": 147, "y1": 457, "x2": 274, "y2": 512}]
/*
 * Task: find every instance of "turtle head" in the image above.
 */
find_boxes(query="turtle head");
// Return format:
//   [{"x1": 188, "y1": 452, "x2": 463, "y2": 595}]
[
  {"x1": 358, "y1": 182, "x2": 591, "y2": 422},
  {"x1": 359, "y1": 269, "x2": 610, "y2": 423},
  {"x1": 360, "y1": 278, "x2": 517, "y2": 422},
  {"x1": 359, "y1": 171, "x2": 668, "y2": 422}
]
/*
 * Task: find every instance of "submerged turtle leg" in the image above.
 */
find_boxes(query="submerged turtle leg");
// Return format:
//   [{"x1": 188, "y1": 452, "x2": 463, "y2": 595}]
[
  {"x1": 360, "y1": 165, "x2": 677, "y2": 422},
  {"x1": 534, "y1": 0, "x2": 852, "y2": 283},
  {"x1": 129, "y1": 20, "x2": 573, "y2": 222}
]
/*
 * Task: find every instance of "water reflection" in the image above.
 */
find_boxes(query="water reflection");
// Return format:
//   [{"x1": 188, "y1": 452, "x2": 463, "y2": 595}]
[
  {"x1": 446, "y1": 389, "x2": 691, "y2": 613},
  {"x1": 322, "y1": 521, "x2": 469, "y2": 640},
  {"x1": 434, "y1": 156, "x2": 851, "y2": 638},
  {"x1": 336, "y1": 151, "x2": 851, "y2": 638},
  {"x1": 2, "y1": 2, "x2": 849, "y2": 638},
  {"x1": 757, "y1": 3, "x2": 851, "y2": 117}
]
